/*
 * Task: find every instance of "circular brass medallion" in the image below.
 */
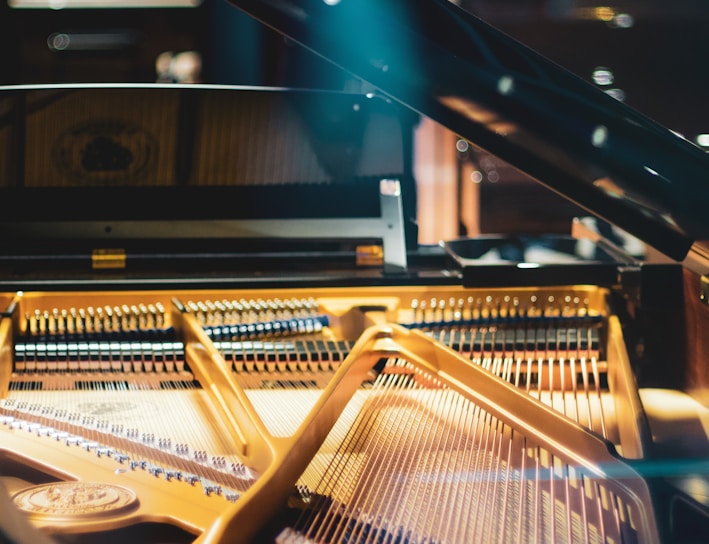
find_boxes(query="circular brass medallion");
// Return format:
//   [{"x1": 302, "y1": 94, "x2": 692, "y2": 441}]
[{"x1": 13, "y1": 482, "x2": 138, "y2": 520}]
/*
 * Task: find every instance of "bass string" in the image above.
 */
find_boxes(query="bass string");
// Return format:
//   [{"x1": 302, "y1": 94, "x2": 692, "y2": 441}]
[
  {"x1": 338, "y1": 367, "x2": 436, "y2": 542},
  {"x1": 294, "y1": 365, "x2": 403, "y2": 541},
  {"x1": 6, "y1": 334, "x2": 254, "y2": 494}
]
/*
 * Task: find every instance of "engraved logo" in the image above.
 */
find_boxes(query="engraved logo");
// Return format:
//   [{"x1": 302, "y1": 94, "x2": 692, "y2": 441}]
[
  {"x1": 75, "y1": 401, "x2": 142, "y2": 417},
  {"x1": 13, "y1": 482, "x2": 138, "y2": 520},
  {"x1": 53, "y1": 120, "x2": 157, "y2": 185}
]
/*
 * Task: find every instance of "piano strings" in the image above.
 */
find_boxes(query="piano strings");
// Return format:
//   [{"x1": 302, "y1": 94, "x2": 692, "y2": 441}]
[
  {"x1": 4, "y1": 298, "x2": 312, "y2": 500},
  {"x1": 0, "y1": 287, "x2": 653, "y2": 541},
  {"x1": 275, "y1": 357, "x2": 640, "y2": 544}
]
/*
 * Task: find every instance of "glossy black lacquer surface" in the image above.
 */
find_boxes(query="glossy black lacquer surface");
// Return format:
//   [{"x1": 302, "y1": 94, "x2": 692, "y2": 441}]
[
  {"x1": 0, "y1": 84, "x2": 417, "y2": 245},
  {"x1": 228, "y1": 0, "x2": 709, "y2": 261}
]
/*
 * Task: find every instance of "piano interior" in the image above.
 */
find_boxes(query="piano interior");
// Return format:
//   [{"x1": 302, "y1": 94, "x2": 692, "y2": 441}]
[
  {"x1": 1, "y1": 2, "x2": 709, "y2": 543},
  {"x1": 1, "y1": 282, "x2": 703, "y2": 543}
]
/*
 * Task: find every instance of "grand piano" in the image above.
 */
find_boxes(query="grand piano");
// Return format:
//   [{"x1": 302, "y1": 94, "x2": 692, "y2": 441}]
[{"x1": 1, "y1": 1, "x2": 708, "y2": 543}]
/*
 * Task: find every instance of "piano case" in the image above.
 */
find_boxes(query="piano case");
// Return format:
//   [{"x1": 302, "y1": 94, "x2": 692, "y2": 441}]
[{"x1": 1, "y1": 2, "x2": 708, "y2": 543}]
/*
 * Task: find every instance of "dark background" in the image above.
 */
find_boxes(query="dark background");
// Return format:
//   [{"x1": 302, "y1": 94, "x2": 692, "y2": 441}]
[
  {"x1": 1, "y1": 0, "x2": 707, "y2": 236},
  {"x1": 3, "y1": 1, "x2": 705, "y2": 136}
]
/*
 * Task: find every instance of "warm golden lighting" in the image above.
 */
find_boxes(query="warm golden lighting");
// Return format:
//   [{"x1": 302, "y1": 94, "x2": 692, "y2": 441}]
[
  {"x1": 439, "y1": 96, "x2": 519, "y2": 136},
  {"x1": 594, "y1": 6, "x2": 616, "y2": 21},
  {"x1": 593, "y1": 176, "x2": 625, "y2": 199},
  {"x1": 488, "y1": 121, "x2": 518, "y2": 136},
  {"x1": 574, "y1": 6, "x2": 619, "y2": 22},
  {"x1": 439, "y1": 96, "x2": 497, "y2": 124}
]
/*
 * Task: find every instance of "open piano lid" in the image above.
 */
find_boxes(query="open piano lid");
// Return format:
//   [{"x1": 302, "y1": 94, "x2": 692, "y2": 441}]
[
  {"x1": 227, "y1": 0, "x2": 709, "y2": 269},
  {"x1": 0, "y1": 84, "x2": 420, "y2": 281}
]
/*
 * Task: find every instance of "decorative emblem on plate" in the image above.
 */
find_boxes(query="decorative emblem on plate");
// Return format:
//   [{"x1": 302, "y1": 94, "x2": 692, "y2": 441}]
[
  {"x1": 75, "y1": 400, "x2": 144, "y2": 417},
  {"x1": 53, "y1": 120, "x2": 157, "y2": 185},
  {"x1": 13, "y1": 482, "x2": 138, "y2": 520}
]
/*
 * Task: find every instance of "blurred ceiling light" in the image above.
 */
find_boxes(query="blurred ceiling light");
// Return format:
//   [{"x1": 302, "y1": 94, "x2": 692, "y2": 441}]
[
  {"x1": 696, "y1": 134, "x2": 709, "y2": 147},
  {"x1": 489, "y1": 121, "x2": 518, "y2": 137},
  {"x1": 592, "y1": 67, "x2": 614, "y2": 86},
  {"x1": 573, "y1": 6, "x2": 633, "y2": 27},
  {"x1": 593, "y1": 176, "x2": 624, "y2": 199},
  {"x1": 591, "y1": 125, "x2": 608, "y2": 148},
  {"x1": 156, "y1": 51, "x2": 202, "y2": 83},
  {"x1": 47, "y1": 31, "x2": 135, "y2": 51},
  {"x1": 594, "y1": 6, "x2": 615, "y2": 22},
  {"x1": 497, "y1": 75, "x2": 514, "y2": 96},
  {"x1": 605, "y1": 88, "x2": 626, "y2": 101},
  {"x1": 612, "y1": 13, "x2": 635, "y2": 28},
  {"x1": 440, "y1": 96, "x2": 497, "y2": 124},
  {"x1": 440, "y1": 96, "x2": 519, "y2": 137}
]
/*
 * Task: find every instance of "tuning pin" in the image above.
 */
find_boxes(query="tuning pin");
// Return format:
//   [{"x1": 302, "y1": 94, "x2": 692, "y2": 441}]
[
  {"x1": 156, "y1": 303, "x2": 166, "y2": 328},
  {"x1": 214, "y1": 301, "x2": 227, "y2": 323},
  {"x1": 144, "y1": 304, "x2": 155, "y2": 328},
  {"x1": 232, "y1": 300, "x2": 245, "y2": 320},
  {"x1": 24, "y1": 312, "x2": 32, "y2": 336},
  {"x1": 102, "y1": 306, "x2": 113, "y2": 332},
  {"x1": 42, "y1": 310, "x2": 51, "y2": 335},
  {"x1": 426, "y1": 299, "x2": 433, "y2": 322},
  {"x1": 510, "y1": 297, "x2": 520, "y2": 319},
  {"x1": 410, "y1": 299, "x2": 419, "y2": 323},
  {"x1": 112, "y1": 306, "x2": 123, "y2": 331},
  {"x1": 54, "y1": 308, "x2": 65, "y2": 335},
  {"x1": 419, "y1": 300, "x2": 427, "y2": 323},
  {"x1": 239, "y1": 299, "x2": 252, "y2": 314},
  {"x1": 33, "y1": 309, "x2": 42, "y2": 335},
  {"x1": 45, "y1": 309, "x2": 55, "y2": 335},
  {"x1": 96, "y1": 307, "x2": 105, "y2": 333},
  {"x1": 139, "y1": 304, "x2": 150, "y2": 329}
]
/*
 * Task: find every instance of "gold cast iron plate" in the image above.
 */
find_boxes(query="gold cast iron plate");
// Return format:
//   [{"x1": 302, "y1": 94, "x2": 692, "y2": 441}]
[{"x1": 12, "y1": 482, "x2": 138, "y2": 520}]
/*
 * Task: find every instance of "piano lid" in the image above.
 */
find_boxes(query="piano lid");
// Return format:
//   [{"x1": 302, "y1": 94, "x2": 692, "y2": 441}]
[
  {"x1": 227, "y1": 0, "x2": 709, "y2": 264},
  {"x1": 0, "y1": 84, "x2": 419, "y2": 271}
]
